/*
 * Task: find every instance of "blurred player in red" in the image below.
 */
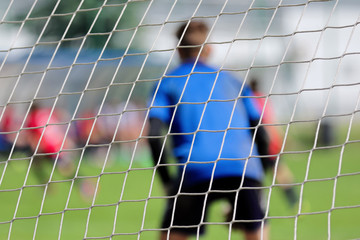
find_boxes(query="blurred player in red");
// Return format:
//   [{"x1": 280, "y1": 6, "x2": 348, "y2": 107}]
[
  {"x1": 250, "y1": 78, "x2": 298, "y2": 208},
  {"x1": 24, "y1": 103, "x2": 74, "y2": 183}
]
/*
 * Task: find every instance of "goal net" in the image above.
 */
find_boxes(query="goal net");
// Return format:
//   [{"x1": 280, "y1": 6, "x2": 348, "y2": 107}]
[{"x1": 1, "y1": 0, "x2": 360, "y2": 239}]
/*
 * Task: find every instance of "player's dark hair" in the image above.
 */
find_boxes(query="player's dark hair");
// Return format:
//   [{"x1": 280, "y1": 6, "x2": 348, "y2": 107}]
[
  {"x1": 176, "y1": 21, "x2": 209, "y2": 60},
  {"x1": 250, "y1": 77, "x2": 259, "y2": 92}
]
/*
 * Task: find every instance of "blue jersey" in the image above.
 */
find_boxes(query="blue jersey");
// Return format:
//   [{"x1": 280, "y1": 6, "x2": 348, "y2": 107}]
[{"x1": 149, "y1": 60, "x2": 264, "y2": 186}]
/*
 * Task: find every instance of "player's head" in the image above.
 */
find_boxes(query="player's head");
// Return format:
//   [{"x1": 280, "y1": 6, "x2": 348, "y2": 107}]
[
  {"x1": 176, "y1": 21, "x2": 211, "y2": 62},
  {"x1": 249, "y1": 77, "x2": 259, "y2": 92},
  {"x1": 30, "y1": 102, "x2": 41, "y2": 112}
]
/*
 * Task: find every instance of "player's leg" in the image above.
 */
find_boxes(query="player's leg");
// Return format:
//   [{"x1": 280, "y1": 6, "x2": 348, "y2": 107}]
[
  {"x1": 262, "y1": 157, "x2": 298, "y2": 208},
  {"x1": 160, "y1": 182, "x2": 209, "y2": 240},
  {"x1": 160, "y1": 231, "x2": 188, "y2": 240},
  {"x1": 32, "y1": 156, "x2": 50, "y2": 184},
  {"x1": 244, "y1": 224, "x2": 269, "y2": 240},
  {"x1": 275, "y1": 162, "x2": 298, "y2": 207},
  {"x1": 231, "y1": 178, "x2": 268, "y2": 240}
]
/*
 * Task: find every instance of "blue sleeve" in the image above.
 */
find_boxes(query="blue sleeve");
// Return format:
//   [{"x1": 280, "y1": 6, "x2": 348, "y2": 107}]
[
  {"x1": 242, "y1": 85, "x2": 261, "y2": 122},
  {"x1": 148, "y1": 80, "x2": 172, "y2": 124},
  {"x1": 224, "y1": 73, "x2": 261, "y2": 123}
]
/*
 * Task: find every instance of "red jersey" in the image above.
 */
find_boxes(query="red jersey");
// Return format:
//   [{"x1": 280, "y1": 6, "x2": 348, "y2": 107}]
[
  {"x1": 26, "y1": 108, "x2": 66, "y2": 155},
  {"x1": 253, "y1": 91, "x2": 283, "y2": 158}
]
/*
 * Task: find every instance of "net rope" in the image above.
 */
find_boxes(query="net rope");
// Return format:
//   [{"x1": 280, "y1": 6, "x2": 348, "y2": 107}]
[{"x1": 0, "y1": 0, "x2": 359, "y2": 239}]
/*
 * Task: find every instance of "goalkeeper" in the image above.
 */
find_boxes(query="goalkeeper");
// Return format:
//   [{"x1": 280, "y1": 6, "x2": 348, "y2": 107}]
[{"x1": 148, "y1": 21, "x2": 268, "y2": 240}]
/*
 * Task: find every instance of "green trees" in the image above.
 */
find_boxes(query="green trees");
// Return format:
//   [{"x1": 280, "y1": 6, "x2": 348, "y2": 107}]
[{"x1": 14, "y1": 0, "x2": 140, "y2": 49}]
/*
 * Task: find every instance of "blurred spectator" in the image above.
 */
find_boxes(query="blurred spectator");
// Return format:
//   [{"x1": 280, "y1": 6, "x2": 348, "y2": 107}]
[
  {"x1": 75, "y1": 108, "x2": 107, "y2": 147},
  {"x1": 74, "y1": 100, "x2": 149, "y2": 165},
  {"x1": 318, "y1": 120, "x2": 335, "y2": 146},
  {"x1": 101, "y1": 100, "x2": 149, "y2": 163}
]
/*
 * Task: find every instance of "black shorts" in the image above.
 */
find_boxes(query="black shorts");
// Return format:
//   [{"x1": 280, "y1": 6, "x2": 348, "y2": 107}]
[{"x1": 162, "y1": 177, "x2": 265, "y2": 235}]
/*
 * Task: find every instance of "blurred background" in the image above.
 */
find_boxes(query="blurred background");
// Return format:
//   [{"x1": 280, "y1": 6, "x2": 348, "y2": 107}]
[
  {"x1": 1, "y1": 0, "x2": 359, "y2": 120},
  {"x1": 0, "y1": 0, "x2": 360, "y2": 239}
]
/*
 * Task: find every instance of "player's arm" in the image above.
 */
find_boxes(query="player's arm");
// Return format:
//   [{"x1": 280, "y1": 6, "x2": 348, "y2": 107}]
[
  {"x1": 148, "y1": 78, "x2": 174, "y2": 190},
  {"x1": 148, "y1": 117, "x2": 171, "y2": 186}
]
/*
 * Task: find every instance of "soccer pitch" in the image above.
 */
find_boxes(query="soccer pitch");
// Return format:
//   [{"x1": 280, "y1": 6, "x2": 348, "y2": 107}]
[{"x1": 1, "y1": 125, "x2": 360, "y2": 240}]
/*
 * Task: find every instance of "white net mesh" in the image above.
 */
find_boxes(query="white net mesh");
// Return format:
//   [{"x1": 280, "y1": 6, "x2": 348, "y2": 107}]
[{"x1": 0, "y1": 0, "x2": 360, "y2": 239}]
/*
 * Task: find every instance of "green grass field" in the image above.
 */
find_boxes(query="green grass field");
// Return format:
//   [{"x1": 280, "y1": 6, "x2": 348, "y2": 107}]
[{"x1": 1, "y1": 123, "x2": 360, "y2": 240}]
